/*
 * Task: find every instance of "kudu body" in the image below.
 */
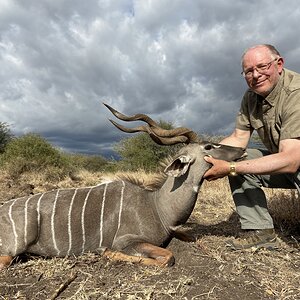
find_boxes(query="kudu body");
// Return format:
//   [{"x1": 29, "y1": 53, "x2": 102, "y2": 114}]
[{"x1": 0, "y1": 104, "x2": 246, "y2": 269}]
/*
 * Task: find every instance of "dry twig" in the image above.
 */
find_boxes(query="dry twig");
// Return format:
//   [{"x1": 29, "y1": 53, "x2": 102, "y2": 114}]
[{"x1": 49, "y1": 271, "x2": 77, "y2": 300}]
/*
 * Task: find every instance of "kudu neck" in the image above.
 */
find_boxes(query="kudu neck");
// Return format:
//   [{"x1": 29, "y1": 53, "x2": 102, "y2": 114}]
[{"x1": 154, "y1": 163, "x2": 209, "y2": 230}]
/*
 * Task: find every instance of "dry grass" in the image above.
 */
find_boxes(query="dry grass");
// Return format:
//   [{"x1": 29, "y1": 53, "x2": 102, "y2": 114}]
[
  {"x1": 191, "y1": 178, "x2": 300, "y2": 300},
  {"x1": 1, "y1": 170, "x2": 300, "y2": 299}
]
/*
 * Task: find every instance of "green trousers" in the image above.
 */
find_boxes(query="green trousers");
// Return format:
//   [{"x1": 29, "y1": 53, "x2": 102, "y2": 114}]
[{"x1": 228, "y1": 148, "x2": 300, "y2": 230}]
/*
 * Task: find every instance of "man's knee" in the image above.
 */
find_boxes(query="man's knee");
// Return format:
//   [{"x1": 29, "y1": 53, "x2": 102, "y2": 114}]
[
  {"x1": 228, "y1": 172, "x2": 262, "y2": 190},
  {"x1": 246, "y1": 148, "x2": 269, "y2": 160}
]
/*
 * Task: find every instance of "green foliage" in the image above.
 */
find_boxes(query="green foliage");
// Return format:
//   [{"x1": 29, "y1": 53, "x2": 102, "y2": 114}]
[
  {"x1": 0, "y1": 122, "x2": 13, "y2": 153},
  {"x1": 67, "y1": 153, "x2": 117, "y2": 173},
  {"x1": 0, "y1": 133, "x2": 73, "y2": 179},
  {"x1": 114, "y1": 120, "x2": 180, "y2": 171}
]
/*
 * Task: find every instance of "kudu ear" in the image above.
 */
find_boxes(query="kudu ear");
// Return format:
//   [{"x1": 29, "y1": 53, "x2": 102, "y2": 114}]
[{"x1": 164, "y1": 155, "x2": 194, "y2": 177}]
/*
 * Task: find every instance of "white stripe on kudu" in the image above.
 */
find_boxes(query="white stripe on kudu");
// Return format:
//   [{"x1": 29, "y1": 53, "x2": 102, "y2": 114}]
[
  {"x1": 99, "y1": 182, "x2": 109, "y2": 247},
  {"x1": 118, "y1": 181, "x2": 125, "y2": 230},
  {"x1": 67, "y1": 189, "x2": 78, "y2": 256},
  {"x1": 51, "y1": 190, "x2": 60, "y2": 256},
  {"x1": 35, "y1": 193, "x2": 45, "y2": 252},
  {"x1": 36, "y1": 193, "x2": 44, "y2": 231},
  {"x1": 112, "y1": 181, "x2": 125, "y2": 244},
  {"x1": 81, "y1": 187, "x2": 93, "y2": 254},
  {"x1": 9, "y1": 199, "x2": 18, "y2": 255},
  {"x1": 24, "y1": 196, "x2": 33, "y2": 247}
]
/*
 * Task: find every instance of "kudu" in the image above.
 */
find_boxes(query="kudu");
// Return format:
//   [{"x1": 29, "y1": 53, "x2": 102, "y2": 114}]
[{"x1": 0, "y1": 104, "x2": 246, "y2": 269}]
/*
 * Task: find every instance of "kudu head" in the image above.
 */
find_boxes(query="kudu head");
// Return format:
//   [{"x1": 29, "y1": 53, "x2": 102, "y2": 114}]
[{"x1": 104, "y1": 103, "x2": 246, "y2": 178}]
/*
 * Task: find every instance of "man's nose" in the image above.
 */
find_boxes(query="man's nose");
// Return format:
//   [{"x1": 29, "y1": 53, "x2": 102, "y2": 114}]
[{"x1": 252, "y1": 68, "x2": 261, "y2": 78}]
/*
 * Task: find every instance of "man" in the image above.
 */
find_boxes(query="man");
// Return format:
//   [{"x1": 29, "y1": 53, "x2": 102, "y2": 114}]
[{"x1": 204, "y1": 44, "x2": 300, "y2": 250}]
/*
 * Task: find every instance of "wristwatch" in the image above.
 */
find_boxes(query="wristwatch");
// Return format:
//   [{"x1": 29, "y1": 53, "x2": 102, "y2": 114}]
[{"x1": 229, "y1": 162, "x2": 237, "y2": 176}]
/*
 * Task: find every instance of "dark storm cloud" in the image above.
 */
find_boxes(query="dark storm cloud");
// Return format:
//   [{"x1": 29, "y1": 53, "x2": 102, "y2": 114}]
[{"x1": 1, "y1": 0, "x2": 300, "y2": 156}]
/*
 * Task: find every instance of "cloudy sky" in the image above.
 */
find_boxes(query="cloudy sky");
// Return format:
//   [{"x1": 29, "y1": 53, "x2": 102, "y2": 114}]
[{"x1": 1, "y1": 0, "x2": 300, "y2": 157}]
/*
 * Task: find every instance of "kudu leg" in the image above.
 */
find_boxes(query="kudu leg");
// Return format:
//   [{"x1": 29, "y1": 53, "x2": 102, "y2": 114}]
[
  {"x1": 0, "y1": 256, "x2": 13, "y2": 270},
  {"x1": 171, "y1": 225, "x2": 197, "y2": 242},
  {"x1": 102, "y1": 242, "x2": 175, "y2": 267}
]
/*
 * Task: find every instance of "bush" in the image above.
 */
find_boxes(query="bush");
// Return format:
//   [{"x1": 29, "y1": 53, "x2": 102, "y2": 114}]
[
  {"x1": 0, "y1": 122, "x2": 13, "y2": 153},
  {"x1": 67, "y1": 153, "x2": 115, "y2": 173},
  {"x1": 114, "y1": 133, "x2": 180, "y2": 172},
  {"x1": 0, "y1": 133, "x2": 73, "y2": 179}
]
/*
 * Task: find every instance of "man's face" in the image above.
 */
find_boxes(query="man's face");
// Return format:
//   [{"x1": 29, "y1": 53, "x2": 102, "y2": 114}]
[{"x1": 242, "y1": 47, "x2": 284, "y2": 97}]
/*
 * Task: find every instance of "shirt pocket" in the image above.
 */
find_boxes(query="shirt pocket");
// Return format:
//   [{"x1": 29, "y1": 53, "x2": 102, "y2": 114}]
[{"x1": 249, "y1": 116, "x2": 264, "y2": 130}]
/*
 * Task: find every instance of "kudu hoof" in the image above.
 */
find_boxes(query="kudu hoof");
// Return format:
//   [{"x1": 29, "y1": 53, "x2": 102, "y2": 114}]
[{"x1": 0, "y1": 256, "x2": 13, "y2": 270}]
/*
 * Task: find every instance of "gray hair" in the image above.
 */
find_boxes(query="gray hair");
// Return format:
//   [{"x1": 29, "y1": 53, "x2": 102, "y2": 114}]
[{"x1": 241, "y1": 44, "x2": 281, "y2": 64}]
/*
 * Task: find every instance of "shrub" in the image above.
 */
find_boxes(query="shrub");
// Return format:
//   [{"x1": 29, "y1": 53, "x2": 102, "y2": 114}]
[
  {"x1": 0, "y1": 122, "x2": 13, "y2": 153},
  {"x1": 67, "y1": 153, "x2": 115, "y2": 173},
  {"x1": 0, "y1": 133, "x2": 73, "y2": 179},
  {"x1": 114, "y1": 120, "x2": 180, "y2": 172}
]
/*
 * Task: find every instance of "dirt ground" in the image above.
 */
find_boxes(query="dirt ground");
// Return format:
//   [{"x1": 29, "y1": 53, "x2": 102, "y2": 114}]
[{"x1": 0, "y1": 176, "x2": 300, "y2": 300}]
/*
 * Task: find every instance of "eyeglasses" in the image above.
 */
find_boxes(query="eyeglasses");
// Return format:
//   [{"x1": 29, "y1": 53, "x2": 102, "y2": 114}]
[{"x1": 241, "y1": 58, "x2": 279, "y2": 78}]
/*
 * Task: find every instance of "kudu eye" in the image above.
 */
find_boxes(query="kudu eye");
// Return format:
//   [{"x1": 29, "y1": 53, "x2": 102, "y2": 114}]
[{"x1": 204, "y1": 144, "x2": 213, "y2": 150}]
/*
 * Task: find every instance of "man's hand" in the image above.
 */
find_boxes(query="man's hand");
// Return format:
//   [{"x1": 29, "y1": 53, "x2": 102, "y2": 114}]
[{"x1": 203, "y1": 156, "x2": 231, "y2": 181}]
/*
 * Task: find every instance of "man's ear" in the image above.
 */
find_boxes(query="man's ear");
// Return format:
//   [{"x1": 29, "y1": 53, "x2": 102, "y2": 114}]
[
  {"x1": 277, "y1": 57, "x2": 284, "y2": 74},
  {"x1": 164, "y1": 155, "x2": 193, "y2": 177}
]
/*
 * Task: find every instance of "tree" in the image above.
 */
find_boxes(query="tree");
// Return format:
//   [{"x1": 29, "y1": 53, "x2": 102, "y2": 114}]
[
  {"x1": 0, "y1": 122, "x2": 13, "y2": 153},
  {"x1": 114, "y1": 120, "x2": 180, "y2": 171}
]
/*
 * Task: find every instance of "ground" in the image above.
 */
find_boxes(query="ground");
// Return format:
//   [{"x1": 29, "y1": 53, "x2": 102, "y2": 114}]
[{"x1": 0, "y1": 175, "x2": 300, "y2": 299}]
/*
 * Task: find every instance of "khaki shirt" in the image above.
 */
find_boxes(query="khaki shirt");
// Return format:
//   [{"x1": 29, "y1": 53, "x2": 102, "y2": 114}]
[{"x1": 236, "y1": 69, "x2": 300, "y2": 153}]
